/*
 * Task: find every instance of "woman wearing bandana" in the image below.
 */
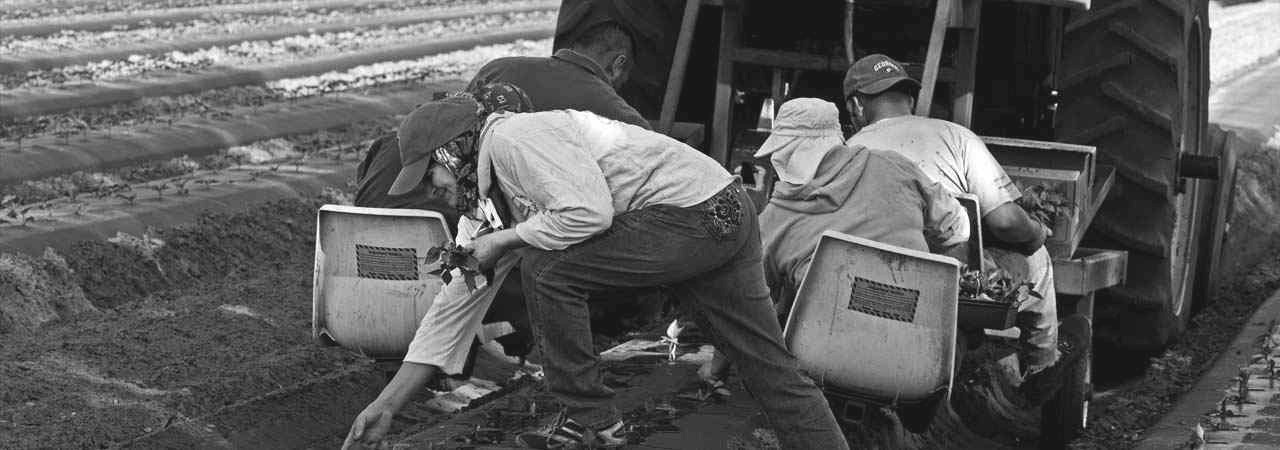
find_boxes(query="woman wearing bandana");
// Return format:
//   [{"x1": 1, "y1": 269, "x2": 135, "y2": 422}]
[{"x1": 344, "y1": 83, "x2": 848, "y2": 450}]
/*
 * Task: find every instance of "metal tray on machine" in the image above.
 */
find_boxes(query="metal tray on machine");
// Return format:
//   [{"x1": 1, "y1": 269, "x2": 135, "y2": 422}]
[{"x1": 983, "y1": 136, "x2": 1097, "y2": 259}]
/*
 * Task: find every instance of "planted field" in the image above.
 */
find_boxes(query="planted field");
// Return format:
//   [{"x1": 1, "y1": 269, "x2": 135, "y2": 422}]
[
  {"x1": 0, "y1": 2, "x2": 563, "y2": 443},
  {"x1": 0, "y1": 0, "x2": 554, "y2": 202},
  {"x1": 0, "y1": 0, "x2": 556, "y2": 74}
]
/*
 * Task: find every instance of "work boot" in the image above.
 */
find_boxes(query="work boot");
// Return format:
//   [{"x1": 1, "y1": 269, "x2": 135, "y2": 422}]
[
  {"x1": 1020, "y1": 314, "x2": 1091, "y2": 406},
  {"x1": 515, "y1": 415, "x2": 627, "y2": 449}
]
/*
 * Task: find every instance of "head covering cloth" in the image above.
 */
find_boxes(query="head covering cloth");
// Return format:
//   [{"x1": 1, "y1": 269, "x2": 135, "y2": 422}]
[{"x1": 753, "y1": 98, "x2": 845, "y2": 186}]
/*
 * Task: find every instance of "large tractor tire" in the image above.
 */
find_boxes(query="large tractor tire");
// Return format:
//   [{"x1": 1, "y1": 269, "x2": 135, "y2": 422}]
[{"x1": 1055, "y1": 0, "x2": 1218, "y2": 350}]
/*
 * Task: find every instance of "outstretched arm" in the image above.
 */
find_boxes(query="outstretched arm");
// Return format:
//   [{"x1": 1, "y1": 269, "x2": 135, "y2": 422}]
[{"x1": 342, "y1": 362, "x2": 437, "y2": 449}]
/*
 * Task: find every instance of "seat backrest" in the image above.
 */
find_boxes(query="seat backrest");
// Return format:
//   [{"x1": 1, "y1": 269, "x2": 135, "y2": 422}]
[
  {"x1": 783, "y1": 231, "x2": 960, "y2": 404},
  {"x1": 312, "y1": 205, "x2": 452, "y2": 358}
]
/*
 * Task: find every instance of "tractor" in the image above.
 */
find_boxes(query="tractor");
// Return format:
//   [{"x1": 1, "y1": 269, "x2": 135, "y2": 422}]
[{"x1": 549, "y1": 0, "x2": 1234, "y2": 446}]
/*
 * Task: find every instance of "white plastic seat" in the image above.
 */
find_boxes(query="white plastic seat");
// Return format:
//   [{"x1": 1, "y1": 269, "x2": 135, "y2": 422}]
[
  {"x1": 312, "y1": 205, "x2": 452, "y2": 359},
  {"x1": 783, "y1": 230, "x2": 961, "y2": 406}
]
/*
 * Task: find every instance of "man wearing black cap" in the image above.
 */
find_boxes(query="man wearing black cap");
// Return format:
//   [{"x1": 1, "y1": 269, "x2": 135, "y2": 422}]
[
  {"x1": 467, "y1": 21, "x2": 650, "y2": 129},
  {"x1": 355, "y1": 21, "x2": 648, "y2": 214},
  {"x1": 842, "y1": 54, "x2": 1089, "y2": 405},
  {"x1": 346, "y1": 88, "x2": 849, "y2": 449}
]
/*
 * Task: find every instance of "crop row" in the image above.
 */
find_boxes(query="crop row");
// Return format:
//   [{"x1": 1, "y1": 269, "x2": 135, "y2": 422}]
[
  {"x1": 0, "y1": 0, "x2": 274, "y2": 21},
  {"x1": 0, "y1": 0, "x2": 537, "y2": 56},
  {"x1": 3, "y1": 11, "x2": 555, "y2": 90},
  {"x1": 0, "y1": 39, "x2": 549, "y2": 142},
  {"x1": 1, "y1": 120, "x2": 390, "y2": 211},
  {"x1": 0, "y1": 0, "x2": 446, "y2": 27}
]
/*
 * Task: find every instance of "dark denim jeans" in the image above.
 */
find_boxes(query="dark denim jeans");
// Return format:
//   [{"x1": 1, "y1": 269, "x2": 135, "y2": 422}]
[{"x1": 519, "y1": 184, "x2": 849, "y2": 450}]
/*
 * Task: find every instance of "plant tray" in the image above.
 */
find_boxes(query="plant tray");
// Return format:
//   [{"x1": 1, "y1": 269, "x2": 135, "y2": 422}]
[{"x1": 958, "y1": 296, "x2": 1020, "y2": 330}]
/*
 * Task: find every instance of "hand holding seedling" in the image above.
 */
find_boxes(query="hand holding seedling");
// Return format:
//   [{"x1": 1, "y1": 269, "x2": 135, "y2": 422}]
[{"x1": 426, "y1": 242, "x2": 483, "y2": 290}]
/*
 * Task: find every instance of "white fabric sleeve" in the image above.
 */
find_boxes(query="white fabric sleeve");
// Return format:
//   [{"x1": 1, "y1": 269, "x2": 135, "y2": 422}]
[
  {"x1": 955, "y1": 127, "x2": 1021, "y2": 217},
  {"x1": 486, "y1": 131, "x2": 615, "y2": 251},
  {"x1": 402, "y1": 253, "x2": 518, "y2": 374}
]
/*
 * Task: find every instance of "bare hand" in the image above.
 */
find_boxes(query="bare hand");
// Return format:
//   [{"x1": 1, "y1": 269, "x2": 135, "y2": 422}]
[
  {"x1": 342, "y1": 401, "x2": 396, "y2": 450},
  {"x1": 465, "y1": 229, "x2": 522, "y2": 270}
]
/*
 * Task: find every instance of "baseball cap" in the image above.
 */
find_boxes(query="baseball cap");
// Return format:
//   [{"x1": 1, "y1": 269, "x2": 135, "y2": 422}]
[
  {"x1": 843, "y1": 54, "x2": 921, "y2": 98},
  {"x1": 387, "y1": 95, "x2": 481, "y2": 196}
]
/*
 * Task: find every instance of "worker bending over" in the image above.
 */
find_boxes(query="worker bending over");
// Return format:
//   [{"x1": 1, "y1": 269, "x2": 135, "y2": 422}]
[
  {"x1": 345, "y1": 85, "x2": 848, "y2": 449},
  {"x1": 842, "y1": 54, "x2": 1088, "y2": 403},
  {"x1": 357, "y1": 21, "x2": 646, "y2": 217}
]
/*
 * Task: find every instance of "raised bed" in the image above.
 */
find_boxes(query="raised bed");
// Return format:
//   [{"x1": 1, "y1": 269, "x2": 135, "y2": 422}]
[
  {"x1": 3, "y1": 11, "x2": 555, "y2": 90},
  {"x1": 0, "y1": 0, "x2": 447, "y2": 37},
  {"x1": 0, "y1": 157, "x2": 356, "y2": 254},
  {"x1": 0, "y1": 26, "x2": 552, "y2": 120},
  {"x1": 0, "y1": 1, "x2": 557, "y2": 74},
  {"x1": 0, "y1": 161, "x2": 354, "y2": 256},
  {"x1": 0, "y1": 80, "x2": 465, "y2": 186},
  {"x1": 1, "y1": 39, "x2": 547, "y2": 140}
]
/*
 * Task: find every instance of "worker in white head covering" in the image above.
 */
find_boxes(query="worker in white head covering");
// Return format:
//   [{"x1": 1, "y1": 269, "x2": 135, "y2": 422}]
[
  {"x1": 697, "y1": 97, "x2": 970, "y2": 395},
  {"x1": 753, "y1": 97, "x2": 846, "y2": 186},
  {"x1": 757, "y1": 97, "x2": 968, "y2": 303}
]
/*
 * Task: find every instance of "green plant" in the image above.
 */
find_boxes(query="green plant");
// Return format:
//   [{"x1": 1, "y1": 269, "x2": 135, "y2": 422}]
[
  {"x1": 1014, "y1": 183, "x2": 1071, "y2": 229},
  {"x1": 115, "y1": 193, "x2": 137, "y2": 205},
  {"x1": 1, "y1": 205, "x2": 36, "y2": 226},
  {"x1": 425, "y1": 242, "x2": 482, "y2": 290},
  {"x1": 959, "y1": 267, "x2": 1040, "y2": 304}
]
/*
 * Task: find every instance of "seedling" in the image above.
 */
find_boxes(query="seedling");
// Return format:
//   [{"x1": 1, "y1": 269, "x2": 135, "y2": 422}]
[
  {"x1": 1015, "y1": 183, "x2": 1072, "y2": 229},
  {"x1": 425, "y1": 242, "x2": 482, "y2": 290},
  {"x1": 174, "y1": 180, "x2": 190, "y2": 196},
  {"x1": 1, "y1": 206, "x2": 35, "y2": 226},
  {"x1": 1270, "y1": 359, "x2": 1275, "y2": 389},
  {"x1": 959, "y1": 267, "x2": 1040, "y2": 304},
  {"x1": 1237, "y1": 369, "x2": 1254, "y2": 411},
  {"x1": 116, "y1": 193, "x2": 137, "y2": 205},
  {"x1": 150, "y1": 183, "x2": 168, "y2": 199}
]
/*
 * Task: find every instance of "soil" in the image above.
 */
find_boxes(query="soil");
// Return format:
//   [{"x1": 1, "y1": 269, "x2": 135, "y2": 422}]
[
  {"x1": 2, "y1": 193, "x2": 1278, "y2": 449},
  {"x1": 60, "y1": 199, "x2": 317, "y2": 309},
  {"x1": 0, "y1": 199, "x2": 377, "y2": 449},
  {"x1": 1070, "y1": 249, "x2": 1280, "y2": 449}
]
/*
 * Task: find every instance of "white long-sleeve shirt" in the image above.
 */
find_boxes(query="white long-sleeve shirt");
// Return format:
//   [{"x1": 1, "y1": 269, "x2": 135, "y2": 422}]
[{"x1": 477, "y1": 110, "x2": 734, "y2": 250}]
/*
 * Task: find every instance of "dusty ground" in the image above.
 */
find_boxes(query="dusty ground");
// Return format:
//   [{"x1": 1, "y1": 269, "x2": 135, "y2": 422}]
[
  {"x1": 0, "y1": 199, "x2": 384, "y2": 449},
  {"x1": 1069, "y1": 249, "x2": 1280, "y2": 449}
]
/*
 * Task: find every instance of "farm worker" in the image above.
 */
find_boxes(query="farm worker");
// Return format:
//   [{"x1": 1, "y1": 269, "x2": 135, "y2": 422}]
[
  {"x1": 354, "y1": 84, "x2": 536, "y2": 375},
  {"x1": 699, "y1": 97, "x2": 972, "y2": 392},
  {"x1": 842, "y1": 54, "x2": 1088, "y2": 404},
  {"x1": 467, "y1": 20, "x2": 651, "y2": 129},
  {"x1": 357, "y1": 20, "x2": 647, "y2": 231},
  {"x1": 343, "y1": 84, "x2": 538, "y2": 450},
  {"x1": 347, "y1": 83, "x2": 850, "y2": 450},
  {"x1": 354, "y1": 135, "x2": 457, "y2": 223}
]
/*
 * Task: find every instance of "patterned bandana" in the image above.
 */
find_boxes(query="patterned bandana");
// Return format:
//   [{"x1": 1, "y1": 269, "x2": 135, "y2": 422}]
[{"x1": 434, "y1": 82, "x2": 534, "y2": 216}]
